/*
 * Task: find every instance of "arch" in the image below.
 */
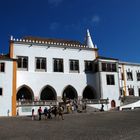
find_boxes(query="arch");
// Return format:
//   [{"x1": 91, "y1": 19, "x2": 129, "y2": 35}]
[
  {"x1": 111, "y1": 100, "x2": 116, "y2": 108},
  {"x1": 17, "y1": 85, "x2": 34, "y2": 101},
  {"x1": 83, "y1": 86, "x2": 97, "y2": 99},
  {"x1": 62, "y1": 85, "x2": 78, "y2": 100},
  {"x1": 40, "y1": 85, "x2": 57, "y2": 100}
]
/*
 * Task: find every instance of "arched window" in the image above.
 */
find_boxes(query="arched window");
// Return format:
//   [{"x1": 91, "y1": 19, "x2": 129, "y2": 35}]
[
  {"x1": 62, "y1": 85, "x2": 78, "y2": 100},
  {"x1": 83, "y1": 86, "x2": 96, "y2": 99},
  {"x1": 40, "y1": 86, "x2": 57, "y2": 100},
  {"x1": 17, "y1": 86, "x2": 34, "y2": 101}
]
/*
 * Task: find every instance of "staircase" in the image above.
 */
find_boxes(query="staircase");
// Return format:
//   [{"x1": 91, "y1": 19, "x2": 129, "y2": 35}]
[
  {"x1": 121, "y1": 96, "x2": 140, "y2": 105},
  {"x1": 120, "y1": 96, "x2": 140, "y2": 110}
]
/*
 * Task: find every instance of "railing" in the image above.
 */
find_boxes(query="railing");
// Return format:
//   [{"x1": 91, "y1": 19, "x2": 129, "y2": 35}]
[
  {"x1": 17, "y1": 100, "x2": 57, "y2": 107},
  {"x1": 82, "y1": 99, "x2": 109, "y2": 104}
]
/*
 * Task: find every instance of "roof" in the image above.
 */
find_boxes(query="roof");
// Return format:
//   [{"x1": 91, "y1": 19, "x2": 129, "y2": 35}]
[
  {"x1": 119, "y1": 61, "x2": 140, "y2": 66},
  {"x1": 96, "y1": 56, "x2": 119, "y2": 61},
  {"x1": 0, "y1": 54, "x2": 9, "y2": 59},
  {"x1": 23, "y1": 36, "x2": 83, "y2": 46},
  {"x1": 0, "y1": 54, "x2": 16, "y2": 61}
]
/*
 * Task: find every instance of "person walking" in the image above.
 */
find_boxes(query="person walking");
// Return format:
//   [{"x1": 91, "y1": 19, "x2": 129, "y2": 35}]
[
  {"x1": 58, "y1": 105, "x2": 64, "y2": 120},
  {"x1": 32, "y1": 108, "x2": 35, "y2": 120},
  {"x1": 44, "y1": 107, "x2": 48, "y2": 120},
  {"x1": 38, "y1": 107, "x2": 42, "y2": 121}
]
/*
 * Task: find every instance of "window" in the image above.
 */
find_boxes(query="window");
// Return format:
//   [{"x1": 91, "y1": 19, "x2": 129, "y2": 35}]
[
  {"x1": 137, "y1": 72, "x2": 140, "y2": 81},
  {"x1": 84, "y1": 61, "x2": 93, "y2": 72},
  {"x1": 0, "y1": 88, "x2": 2, "y2": 96},
  {"x1": 69, "y1": 60, "x2": 79, "y2": 72},
  {"x1": 53, "y1": 58, "x2": 63, "y2": 72},
  {"x1": 17, "y1": 56, "x2": 28, "y2": 70},
  {"x1": 35, "y1": 57, "x2": 46, "y2": 71},
  {"x1": 102, "y1": 63, "x2": 117, "y2": 72},
  {"x1": 121, "y1": 73, "x2": 124, "y2": 80},
  {"x1": 106, "y1": 75, "x2": 115, "y2": 85},
  {"x1": 128, "y1": 88, "x2": 134, "y2": 96},
  {"x1": 138, "y1": 88, "x2": 140, "y2": 97},
  {"x1": 94, "y1": 63, "x2": 98, "y2": 72},
  {"x1": 0, "y1": 63, "x2": 5, "y2": 72},
  {"x1": 127, "y1": 72, "x2": 133, "y2": 81}
]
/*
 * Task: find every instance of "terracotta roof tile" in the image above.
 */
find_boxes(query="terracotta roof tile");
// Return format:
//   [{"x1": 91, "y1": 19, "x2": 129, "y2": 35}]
[{"x1": 23, "y1": 36, "x2": 83, "y2": 46}]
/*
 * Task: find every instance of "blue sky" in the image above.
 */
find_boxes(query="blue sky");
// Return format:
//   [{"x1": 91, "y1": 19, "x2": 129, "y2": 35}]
[{"x1": 0, "y1": 0, "x2": 140, "y2": 62}]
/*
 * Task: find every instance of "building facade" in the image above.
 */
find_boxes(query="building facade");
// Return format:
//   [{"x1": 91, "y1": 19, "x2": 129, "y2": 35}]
[{"x1": 0, "y1": 30, "x2": 140, "y2": 116}]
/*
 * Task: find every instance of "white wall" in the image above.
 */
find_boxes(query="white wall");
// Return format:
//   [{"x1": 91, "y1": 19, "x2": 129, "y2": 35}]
[
  {"x1": 119, "y1": 63, "x2": 140, "y2": 96},
  {"x1": 100, "y1": 72, "x2": 120, "y2": 109},
  {"x1": 0, "y1": 60, "x2": 13, "y2": 116},
  {"x1": 13, "y1": 43, "x2": 97, "y2": 100}
]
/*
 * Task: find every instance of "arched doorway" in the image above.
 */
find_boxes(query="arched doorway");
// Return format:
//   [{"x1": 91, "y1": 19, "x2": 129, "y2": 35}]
[
  {"x1": 40, "y1": 85, "x2": 57, "y2": 100},
  {"x1": 17, "y1": 85, "x2": 34, "y2": 101},
  {"x1": 83, "y1": 86, "x2": 96, "y2": 99},
  {"x1": 111, "y1": 100, "x2": 116, "y2": 108},
  {"x1": 62, "y1": 85, "x2": 78, "y2": 100}
]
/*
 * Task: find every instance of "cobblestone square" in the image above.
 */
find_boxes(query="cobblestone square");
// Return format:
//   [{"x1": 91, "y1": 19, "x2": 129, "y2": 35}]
[{"x1": 0, "y1": 110, "x2": 140, "y2": 140}]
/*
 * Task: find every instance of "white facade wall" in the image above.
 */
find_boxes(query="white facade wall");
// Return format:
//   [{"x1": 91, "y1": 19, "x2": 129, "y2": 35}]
[
  {"x1": 100, "y1": 72, "x2": 120, "y2": 108},
  {"x1": 13, "y1": 43, "x2": 97, "y2": 100},
  {"x1": 119, "y1": 63, "x2": 140, "y2": 96},
  {"x1": 96, "y1": 59, "x2": 120, "y2": 109},
  {"x1": 0, "y1": 60, "x2": 13, "y2": 116}
]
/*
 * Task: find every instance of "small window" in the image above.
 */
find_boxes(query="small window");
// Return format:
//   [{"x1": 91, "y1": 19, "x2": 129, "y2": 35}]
[
  {"x1": 0, "y1": 88, "x2": 2, "y2": 96},
  {"x1": 53, "y1": 58, "x2": 63, "y2": 72},
  {"x1": 138, "y1": 88, "x2": 140, "y2": 97},
  {"x1": 94, "y1": 63, "x2": 98, "y2": 72},
  {"x1": 127, "y1": 72, "x2": 133, "y2": 81},
  {"x1": 137, "y1": 72, "x2": 140, "y2": 81},
  {"x1": 35, "y1": 57, "x2": 46, "y2": 71},
  {"x1": 102, "y1": 63, "x2": 106, "y2": 71},
  {"x1": 106, "y1": 75, "x2": 115, "y2": 85},
  {"x1": 85, "y1": 61, "x2": 93, "y2": 72},
  {"x1": 17, "y1": 56, "x2": 28, "y2": 70},
  {"x1": 128, "y1": 88, "x2": 134, "y2": 96},
  {"x1": 121, "y1": 73, "x2": 124, "y2": 80},
  {"x1": 102, "y1": 63, "x2": 117, "y2": 72},
  {"x1": 0, "y1": 63, "x2": 5, "y2": 72},
  {"x1": 69, "y1": 60, "x2": 79, "y2": 72}
]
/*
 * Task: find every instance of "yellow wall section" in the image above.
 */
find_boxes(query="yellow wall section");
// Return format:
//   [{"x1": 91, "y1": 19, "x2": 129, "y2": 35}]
[
  {"x1": 12, "y1": 61, "x2": 17, "y2": 116},
  {"x1": 95, "y1": 50, "x2": 98, "y2": 58},
  {"x1": 122, "y1": 64, "x2": 126, "y2": 96},
  {"x1": 10, "y1": 42, "x2": 14, "y2": 58}
]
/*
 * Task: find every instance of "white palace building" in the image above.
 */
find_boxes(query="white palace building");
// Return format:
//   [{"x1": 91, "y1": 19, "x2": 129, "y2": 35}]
[{"x1": 0, "y1": 30, "x2": 140, "y2": 116}]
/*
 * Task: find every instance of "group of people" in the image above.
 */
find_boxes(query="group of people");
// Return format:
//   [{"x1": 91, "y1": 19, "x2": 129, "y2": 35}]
[{"x1": 31, "y1": 105, "x2": 64, "y2": 121}]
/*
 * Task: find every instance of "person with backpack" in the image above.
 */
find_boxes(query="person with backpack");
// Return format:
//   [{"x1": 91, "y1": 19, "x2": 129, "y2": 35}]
[
  {"x1": 58, "y1": 105, "x2": 64, "y2": 120},
  {"x1": 44, "y1": 107, "x2": 48, "y2": 120}
]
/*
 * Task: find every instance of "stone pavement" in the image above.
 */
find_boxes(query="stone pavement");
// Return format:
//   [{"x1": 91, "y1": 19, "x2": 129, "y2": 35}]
[{"x1": 0, "y1": 110, "x2": 140, "y2": 140}]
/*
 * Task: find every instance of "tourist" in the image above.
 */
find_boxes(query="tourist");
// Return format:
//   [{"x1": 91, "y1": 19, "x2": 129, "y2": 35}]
[
  {"x1": 38, "y1": 107, "x2": 42, "y2": 120},
  {"x1": 32, "y1": 108, "x2": 35, "y2": 120},
  {"x1": 44, "y1": 107, "x2": 48, "y2": 120},
  {"x1": 58, "y1": 105, "x2": 64, "y2": 120}
]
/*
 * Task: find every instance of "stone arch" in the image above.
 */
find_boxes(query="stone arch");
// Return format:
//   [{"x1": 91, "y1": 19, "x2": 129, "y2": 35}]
[
  {"x1": 111, "y1": 100, "x2": 116, "y2": 108},
  {"x1": 17, "y1": 85, "x2": 34, "y2": 101},
  {"x1": 40, "y1": 85, "x2": 57, "y2": 100},
  {"x1": 82, "y1": 86, "x2": 97, "y2": 99},
  {"x1": 62, "y1": 85, "x2": 78, "y2": 100}
]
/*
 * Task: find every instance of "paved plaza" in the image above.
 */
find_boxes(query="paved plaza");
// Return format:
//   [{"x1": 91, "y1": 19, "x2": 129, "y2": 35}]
[{"x1": 0, "y1": 110, "x2": 140, "y2": 140}]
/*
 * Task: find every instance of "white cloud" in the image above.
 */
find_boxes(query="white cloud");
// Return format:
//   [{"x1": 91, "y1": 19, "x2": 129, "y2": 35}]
[
  {"x1": 91, "y1": 15, "x2": 100, "y2": 23},
  {"x1": 48, "y1": 0, "x2": 63, "y2": 6}
]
